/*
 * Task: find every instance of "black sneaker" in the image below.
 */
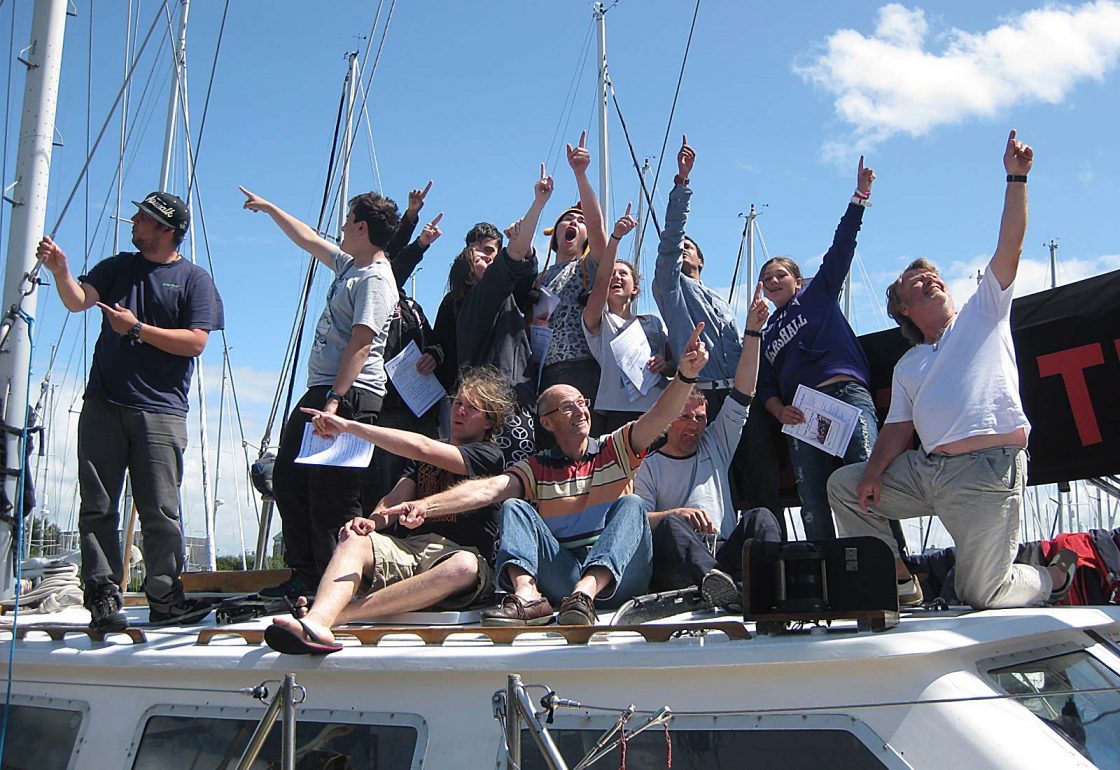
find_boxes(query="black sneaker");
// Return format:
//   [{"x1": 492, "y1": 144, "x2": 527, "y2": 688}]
[
  {"x1": 86, "y1": 584, "x2": 128, "y2": 632},
  {"x1": 148, "y1": 597, "x2": 217, "y2": 627},
  {"x1": 701, "y1": 569, "x2": 741, "y2": 612},
  {"x1": 257, "y1": 572, "x2": 318, "y2": 600}
]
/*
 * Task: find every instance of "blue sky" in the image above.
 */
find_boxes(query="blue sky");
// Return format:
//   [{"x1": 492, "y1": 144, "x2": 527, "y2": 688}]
[{"x1": 3, "y1": 0, "x2": 1119, "y2": 556}]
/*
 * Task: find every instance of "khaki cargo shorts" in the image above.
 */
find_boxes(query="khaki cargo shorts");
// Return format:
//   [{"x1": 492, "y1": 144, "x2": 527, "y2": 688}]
[{"x1": 362, "y1": 531, "x2": 492, "y2": 610}]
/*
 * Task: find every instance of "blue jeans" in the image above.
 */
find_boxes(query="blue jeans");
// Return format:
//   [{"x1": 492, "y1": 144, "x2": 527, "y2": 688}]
[
  {"x1": 788, "y1": 380, "x2": 878, "y2": 540},
  {"x1": 495, "y1": 496, "x2": 652, "y2": 608}
]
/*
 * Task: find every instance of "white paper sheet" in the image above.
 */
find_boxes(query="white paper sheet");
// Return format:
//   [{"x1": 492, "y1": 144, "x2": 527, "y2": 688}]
[
  {"x1": 531, "y1": 286, "x2": 560, "y2": 324},
  {"x1": 780, "y1": 384, "x2": 861, "y2": 457},
  {"x1": 384, "y1": 340, "x2": 446, "y2": 417},
  {"x1": 609, "y1": 318, "x2": 660, "y2": 397},
  {"x1": 294, "y1": 423, "x2": 375, "y2": 467}
]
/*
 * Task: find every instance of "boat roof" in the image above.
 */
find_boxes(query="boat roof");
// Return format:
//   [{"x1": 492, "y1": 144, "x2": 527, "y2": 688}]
[{"x1": 5, "y1": 603, "x2": 1119, "y2": 675}]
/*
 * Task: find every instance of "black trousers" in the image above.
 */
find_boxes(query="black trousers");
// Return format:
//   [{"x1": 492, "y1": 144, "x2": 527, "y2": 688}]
[
  {"x1": 650, "y1": 507, "x2": 781, "y2": 591},
  {"x1": 273, "y1": 386, "x2": 381, "y2": 583}
]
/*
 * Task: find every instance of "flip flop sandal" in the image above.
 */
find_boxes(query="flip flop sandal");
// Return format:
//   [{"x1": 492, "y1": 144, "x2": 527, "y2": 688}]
[{"x1": 263, "y1": 619, "x2": 342, "y2": 655}]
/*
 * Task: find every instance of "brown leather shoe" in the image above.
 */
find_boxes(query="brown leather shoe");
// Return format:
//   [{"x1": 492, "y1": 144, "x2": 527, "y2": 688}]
[
  {"x1": 481, "y1": 594, "x2": 555, "y2": 626},
  {"x1": 557, "y1": 592, "x2": 598, "y2": 626}
]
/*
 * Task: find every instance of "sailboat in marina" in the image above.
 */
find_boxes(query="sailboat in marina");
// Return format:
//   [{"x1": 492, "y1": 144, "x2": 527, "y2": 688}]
[{"x1": 1, "y1": 1, "x2": 1120, "y2": 768}]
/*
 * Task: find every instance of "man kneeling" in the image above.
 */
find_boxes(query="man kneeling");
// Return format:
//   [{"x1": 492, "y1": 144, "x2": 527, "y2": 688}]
[
  {"x1": 380, "y1": 324, "x2": 711, "y2": 626},
  {"x1": 266, "y1": 367, "x2": 514, "y2": 654}
]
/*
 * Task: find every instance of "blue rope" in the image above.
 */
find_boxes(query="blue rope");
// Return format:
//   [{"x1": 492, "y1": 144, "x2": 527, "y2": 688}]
[{"x1": 0, "y1": 309, "x2": 36, "y2": 764}]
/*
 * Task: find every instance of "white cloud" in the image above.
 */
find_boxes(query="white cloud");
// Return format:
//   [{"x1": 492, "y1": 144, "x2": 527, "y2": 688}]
[
  {"x1": 941, "y1": 252, "x2": 1120, "y2": 304},
  {"x1": 797, "y1": 2, "x2": 1120, "y2": 150}
]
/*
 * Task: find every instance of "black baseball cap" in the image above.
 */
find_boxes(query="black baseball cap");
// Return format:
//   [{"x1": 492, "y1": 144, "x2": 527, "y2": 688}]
[{"x1": 132, "y1": 191, "x2": 190, "y2": 233}]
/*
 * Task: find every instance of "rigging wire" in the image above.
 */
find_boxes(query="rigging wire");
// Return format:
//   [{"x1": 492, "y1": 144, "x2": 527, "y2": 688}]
[
  {"x1": 42, "y1": 0, "x2": 166, "y2": 240},
  {"x1": 0, "y1": 0, "x2": 15, "y2": 250},
  {"x1": 262, "y1": 0, "x2": 397, "y2": 454},
  {"x1": 635, "y1": 0, "x2": 701, "y2": 252},
  {"x1": 544, "y1": 16, "x2": 596, "y2": 175},
  {"x1": 184, "y1": 0, "x2": 230, "y2": 201}
]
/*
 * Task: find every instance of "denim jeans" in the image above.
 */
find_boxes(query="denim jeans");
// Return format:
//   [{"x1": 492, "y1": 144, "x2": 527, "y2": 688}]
[
  {"x1": 495, "y1": 495, "x2": 652, "y2": 608},
  {"x1": 788, "y1": 380, "x2": 878, "y2": 540}
]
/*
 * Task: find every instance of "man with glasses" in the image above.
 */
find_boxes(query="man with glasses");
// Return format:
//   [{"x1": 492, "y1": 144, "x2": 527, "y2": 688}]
[
  {"x1": 381, "y1": 324, "x2": 711, "y2": 626},
  {"x1": 635, "y1": 285, "x2": 779, "y2": 610}
]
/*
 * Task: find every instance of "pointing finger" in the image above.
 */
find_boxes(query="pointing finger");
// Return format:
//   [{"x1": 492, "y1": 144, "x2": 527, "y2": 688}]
[
  {"x1": 578, "y1": 129, "x2": 587, "y2": 148},
  {"x1": 682, "y1": 133, "x2": 688, "y2": 147},
  {"x1": 238, "y1": 185, "x2": 251, "y2": 197},
  {"x1": 753, "y1": 281, "x2": 764, "y2": 304},
  {"x1": 686, "y1": 322, "x2": 705, "y2": 351},
  {"x1": 420, "y1": 180, "x2": 432, "y2": 197},
  {"x1": 430, "y1": 212, "x2": 443, "y2": 226},
  {"x1": 623, "y1": 201, "x2": 632, "y2": 218},
  {"x1": 540, "y1": 161, "x2": 546, "y2": 179},
  {"x1": 858, "y1": 155, "x2": 864, "y2": 174}
]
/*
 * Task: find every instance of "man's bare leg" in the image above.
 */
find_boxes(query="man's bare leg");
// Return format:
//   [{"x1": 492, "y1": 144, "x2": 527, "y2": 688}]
[
  {"x1": 506, "y1": 564, "x2": 543, "y2": 601},
  {"x1": 272, "y1": 533, "x2": 374, "y2": 644},
  {"x1": 333, "y1": 551, "x2": 478, "y2": 623}
]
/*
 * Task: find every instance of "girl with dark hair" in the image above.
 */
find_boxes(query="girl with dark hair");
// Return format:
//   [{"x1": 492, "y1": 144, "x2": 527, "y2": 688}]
[
  {"x1": 582, "y1": 203, "x2": 673, "y2": 433},
  {"x1": 756, "y1": 157, "x2": 878, "y2": 541},
  {"x1": 430, "y1": 168, "x2": 555, "y2": 464}
]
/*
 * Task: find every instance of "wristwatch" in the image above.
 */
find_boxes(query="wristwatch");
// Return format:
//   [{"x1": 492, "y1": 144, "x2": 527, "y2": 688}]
[
  {"x1": 126, "y1": 322, "x2": 143, "y2": 345},
  {"x1": 325, "y1": 389, "x2": 346, "y2": 407}
]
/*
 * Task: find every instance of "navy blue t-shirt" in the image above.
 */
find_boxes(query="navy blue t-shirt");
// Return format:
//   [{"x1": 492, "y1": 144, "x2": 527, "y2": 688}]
[{"x1": 80, "y1": 252, "x2": 224, "y2": 416}]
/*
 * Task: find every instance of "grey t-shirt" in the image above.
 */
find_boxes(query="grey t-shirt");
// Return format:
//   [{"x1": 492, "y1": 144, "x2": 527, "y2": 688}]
[
  {"x1": 306, "y1": 250, "x2": 396, "y2": 395},
  {"x1": 583, "y1": 309, "x2": 669, "y2": 413},
  {"x1": 633, "y1": 392, "x2": 750, "y2": 540}
]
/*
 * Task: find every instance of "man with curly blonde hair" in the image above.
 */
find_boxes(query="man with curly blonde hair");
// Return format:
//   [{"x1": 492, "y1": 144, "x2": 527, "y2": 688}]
[{"x1": 265, "y1": 367, "x2": 514, "y2": 654}]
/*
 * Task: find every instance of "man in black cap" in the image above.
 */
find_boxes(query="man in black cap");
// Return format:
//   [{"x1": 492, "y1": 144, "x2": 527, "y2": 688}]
[{"x1": 37, "y1": 191, "x2": 224, "y2": 629}]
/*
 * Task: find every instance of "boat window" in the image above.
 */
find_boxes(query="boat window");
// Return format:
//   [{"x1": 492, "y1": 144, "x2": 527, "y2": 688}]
[
  {"x1": 132, "y1": 714, "x2": 418, "y2": 769},
  {"x1": 0, "y1": 702, "x2": 84, "y2": 770},
  {"x1": 520, "y1": 728, "x2": 893, "y2": 769},
  {"x1": 989, "y1": 650, "x2": 1120, "y2": 767}
]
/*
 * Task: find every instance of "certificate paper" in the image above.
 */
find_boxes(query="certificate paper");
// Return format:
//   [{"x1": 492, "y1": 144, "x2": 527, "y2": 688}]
[
  {"x1": 384, "y1": 340, "x2": 446, "y2": 417},
  {"x1": 609, "y1": 319, "x2": 660, "y2": 397},
  {"x1": 780, "y1": 384, "x2": 861, "y2": 457},
  {"x1": 294, "y1": 424, "x2": 374, "y2": 468}
]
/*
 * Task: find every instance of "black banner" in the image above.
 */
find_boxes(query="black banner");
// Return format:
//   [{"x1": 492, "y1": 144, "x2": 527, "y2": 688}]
[{"x1": 859, "y1": 268, "x2": 1120, "y2": 486}]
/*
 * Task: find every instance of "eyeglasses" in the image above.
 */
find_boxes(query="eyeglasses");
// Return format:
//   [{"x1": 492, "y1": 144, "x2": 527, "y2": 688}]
[{"x1": 541, "y1": 397, "x2": 590, "y2": 418}]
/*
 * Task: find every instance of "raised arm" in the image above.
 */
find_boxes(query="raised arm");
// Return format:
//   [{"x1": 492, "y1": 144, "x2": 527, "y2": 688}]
[
  {"x1": 380, "y1": 472, "x2": 522, "y2": 528},
  {"x1": 390, "y1": 212, "x2": 442, "y2": 289},
  {"x1": 583, "y1": 203, "x2": 637, "y2": 334},
  {"x1": 652, "y1": 136, "x2": 695, "y2": 332},
  {"x1": 567, "y1": 130, "x2": 609, "y2": 261},
  {"x1": 300, "y1": 407, "x2": 470, "y2": 474},
  {"x1": 630, "y1": 322, "x2": 709, "y2": 451},
  {"x1": 240, "y1": 186, "x2": 336, "y2": 266},
  {"x1": 992, "y1": 129, "x2": 1032, "y2": 290},
  {"x1": 735, "y1": 283, "x2": 769, "y2": 395},
  {"x1": 815, "y1": 156, "x2": 873, "y2": 298},
  {"x1": 386, "y1": 180, "x2": 430, "y2": 258},
  {"x1": 37, "y1": 236, "x2": 98, "y2": 311},
  {"x1": 508, "y1": 163, "x2": 554, "y2": 261}
]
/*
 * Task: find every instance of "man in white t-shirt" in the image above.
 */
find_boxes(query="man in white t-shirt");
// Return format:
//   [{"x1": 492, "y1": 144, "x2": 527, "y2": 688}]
[
  {"x1": 827, "y1": 131, "x2": 1075, "y2": 609},
  {"x1": 635, "y1": 285, "x2": 778, "y2": 609}
]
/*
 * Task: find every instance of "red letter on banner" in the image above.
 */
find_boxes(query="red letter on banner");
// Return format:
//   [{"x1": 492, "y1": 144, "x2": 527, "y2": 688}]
[{"x1": 1037, "y1": 343, "x2": 1106, "y2": 446}]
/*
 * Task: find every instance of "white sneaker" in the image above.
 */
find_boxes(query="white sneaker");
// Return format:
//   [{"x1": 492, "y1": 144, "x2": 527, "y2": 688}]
[{"x1": 897, "y1": 577, "x2": 924, "y2": 608}]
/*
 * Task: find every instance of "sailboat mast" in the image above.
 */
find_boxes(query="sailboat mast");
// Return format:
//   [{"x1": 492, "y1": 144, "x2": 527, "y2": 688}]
[
  {"x1": 594, "y1": 3, "x2": 610, "y2": 223},
  {"x1": 338, "y1": 52, "x2": 358, "y2": 233},
  {"x1": 0, "y1": 0, "x2": 69, "y2": 598},
  {"x1": 158, "y1": 0, "x2": 190, "y2": 190}
]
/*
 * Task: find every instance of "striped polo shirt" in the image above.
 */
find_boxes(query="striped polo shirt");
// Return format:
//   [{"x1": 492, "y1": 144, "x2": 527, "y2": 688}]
[{"x1": 509, "y1": 423, "x2": 646, "y2": 549}]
